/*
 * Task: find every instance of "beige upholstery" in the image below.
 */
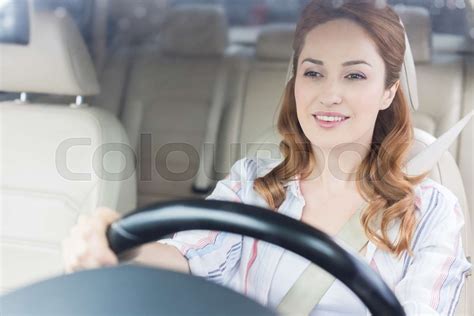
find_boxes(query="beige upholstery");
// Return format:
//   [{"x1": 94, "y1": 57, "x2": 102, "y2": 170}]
[
  {"x1": 0, "y1": 8, "x2": 136, "y2": 292},
  {"x1": 0, "y1": 10, "x2": 99, "y2": 96},
  {"x1": 414, "y1": 54, "x2": 464, "y2": 155},
  {"x1": 0, "y1": 104, "x2": 136, "y2": 292},
  {"x1": 215, "y1": 25, "x2": 293, "y2": 176},
  {"x1": 120, "y1": 5, "x2": 236, "y2": 205}
]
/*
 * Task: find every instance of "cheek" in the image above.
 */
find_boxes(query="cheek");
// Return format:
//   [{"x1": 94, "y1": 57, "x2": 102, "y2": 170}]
[
  {"x1": 293, "y1": 81, "x2": 313, "y2": 135},
  {"x1": 294, "y1": 78, "x2": 313, "y2": 113},
  {"x1": 346, "y1": 84, "x2": 384, "y2": 116}
]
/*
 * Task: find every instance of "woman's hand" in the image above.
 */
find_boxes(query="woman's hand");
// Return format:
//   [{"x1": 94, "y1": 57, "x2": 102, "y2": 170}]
[{"x1": 62, "y1": 207, "x2": 121, "y2": 273}]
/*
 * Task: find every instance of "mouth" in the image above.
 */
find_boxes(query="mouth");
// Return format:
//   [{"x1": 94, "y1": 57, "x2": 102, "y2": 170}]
[{"x1": 312, "y1": 113, "x2": 350, "y2": 128}]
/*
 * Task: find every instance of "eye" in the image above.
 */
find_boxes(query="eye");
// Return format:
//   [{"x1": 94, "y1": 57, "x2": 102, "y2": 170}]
[
  {"x1": 346, "y1": 73, "x2": 366, "y2": 80},
  {"x1": 303, "y1": 70, "x2": 322, "y2": 78}
]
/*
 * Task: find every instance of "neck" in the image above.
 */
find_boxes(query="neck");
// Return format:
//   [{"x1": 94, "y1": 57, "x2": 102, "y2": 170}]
[{"x1": 305, "y1": 142, "x2": 370, "y2": 195}]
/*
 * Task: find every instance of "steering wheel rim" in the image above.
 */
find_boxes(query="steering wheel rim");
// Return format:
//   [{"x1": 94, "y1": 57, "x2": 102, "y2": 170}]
[{"x1": 107, "y1": 199, "x2": 405, "y2": 316}]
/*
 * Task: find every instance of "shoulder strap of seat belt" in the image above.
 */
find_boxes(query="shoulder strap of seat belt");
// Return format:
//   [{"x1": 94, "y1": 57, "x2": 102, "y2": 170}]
[{"x1": 277, "y1": 203, "x2": 369, "y2": 315}]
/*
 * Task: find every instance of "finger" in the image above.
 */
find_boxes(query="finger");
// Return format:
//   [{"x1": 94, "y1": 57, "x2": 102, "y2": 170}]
[
  {"x1": 75, "y1": 219, "x2": 94, "y2": 239},
  {"x1": 95, "y1": 207, "x2": 120, "y2": 224},
  {"x1": 99, "y1": 249, "x2": 119, "y2": 267},
  {"x1": 81, "y1": 256, "x2": 103, "y2": 270},
  {"x1": 68, "y1": 255, "x2": 82, "y2": 272},
  {"x1": 61, "y1": 238, "x2": 74, "y2": 274},
  {"x1": 74, "y1": 238, "x2": 88, "y2": 260},
  {"x1": 66, "y1": 231, "x2": 91, "y2": 270},
  {"x1": 70, "y1": 224, "x2": 88, "y2": 238}
]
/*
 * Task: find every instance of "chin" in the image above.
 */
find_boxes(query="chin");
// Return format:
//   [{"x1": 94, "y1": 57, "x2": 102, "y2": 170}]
[
  {"x1": 309, "y1": 139, "x2": 344, "y2": 151},
  {"x1": 309, "y1": 136, "x2": 363, "y2": 152}
]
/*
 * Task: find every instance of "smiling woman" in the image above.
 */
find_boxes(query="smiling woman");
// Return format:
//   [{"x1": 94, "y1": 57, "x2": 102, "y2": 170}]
[{"x1": 234, "y1": 2, "x2": 470, "y2": 315}]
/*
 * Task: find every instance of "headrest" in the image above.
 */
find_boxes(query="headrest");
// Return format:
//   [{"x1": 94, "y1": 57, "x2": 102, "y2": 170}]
[
  {"x1": 0, "y1": 9, "x2": 99, "y2": 96},
  {"x1": 160, "y1": 5, "x2": 228, "y2": 57},
  {"x1": 256, "y1": 24, "x2": 296, "y2": 61},
  {"x1": 395, "y1": 5, "x2": 432, "y2": 63}
]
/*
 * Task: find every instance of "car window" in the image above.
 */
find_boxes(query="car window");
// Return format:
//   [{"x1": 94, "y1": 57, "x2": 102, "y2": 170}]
[
  {"x1": 191, "y1": 0, "x2": 471, "y2": 37},
  {"x1": 169, "y1": 0, "x2": 471, "y2": 46},
  {"x1": 34, "y1": 0, "x2": 93, "y2": 38},
  {"x1": 388, "y1": 0, "x2": 471, "y2": 35},
  {"x1": 0, "y1": 0, "x2": 29, "y2": 45}
]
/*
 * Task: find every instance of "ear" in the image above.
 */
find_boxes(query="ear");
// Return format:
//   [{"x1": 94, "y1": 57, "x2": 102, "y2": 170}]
[{"x1": 380, "y1": 80, "x2": 400, "y2": 110}]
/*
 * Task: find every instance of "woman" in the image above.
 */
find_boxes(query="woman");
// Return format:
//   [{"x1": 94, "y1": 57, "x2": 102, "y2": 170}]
[{"x1": 62, "y1": 1, "x2": 471, "y2": 315}]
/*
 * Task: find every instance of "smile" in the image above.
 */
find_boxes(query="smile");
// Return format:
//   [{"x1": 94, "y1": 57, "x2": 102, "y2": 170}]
[
  {"x1": 312, "y1": 114, "x2": 350, "y2": 128},
  {"x1": 315, "y1": 115, "x2": 347, "y2": 122}
]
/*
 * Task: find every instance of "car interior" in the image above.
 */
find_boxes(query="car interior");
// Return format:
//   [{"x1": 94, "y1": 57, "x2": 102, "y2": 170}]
[{"x1": 0, "y1": 0, "x2": 473, "y2": 315}]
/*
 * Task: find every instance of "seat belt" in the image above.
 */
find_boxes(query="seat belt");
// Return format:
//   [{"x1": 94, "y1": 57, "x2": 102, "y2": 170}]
[{"x1": 277, "y1": 203, "x2": 369, "y2": 315}]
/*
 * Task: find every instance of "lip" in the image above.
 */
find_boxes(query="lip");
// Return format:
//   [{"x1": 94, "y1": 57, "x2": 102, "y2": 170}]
[
  {"x1": 312, "y1": 112, "x2": 350, "y2": 129},
  {"x1": 313, "y1": 111, "x2": 350, "y2": 118}
]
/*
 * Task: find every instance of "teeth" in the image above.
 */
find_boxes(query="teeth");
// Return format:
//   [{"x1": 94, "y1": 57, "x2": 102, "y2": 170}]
[{"x1": 316, "y1": 115, "x2": 346, "y2": 122}]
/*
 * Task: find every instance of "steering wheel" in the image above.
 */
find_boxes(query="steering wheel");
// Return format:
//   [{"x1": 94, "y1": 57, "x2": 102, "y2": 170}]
[{"x1": 1, "y1": 200, "x2": 405, "y2": 316}]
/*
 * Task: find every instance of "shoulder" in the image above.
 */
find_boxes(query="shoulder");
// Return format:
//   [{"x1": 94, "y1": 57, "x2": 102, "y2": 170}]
[
  {"x1": 411, "y1": 177, "x2": 465, "y2": 247},
  {"x1": 414, "y1": 177, "x2": 460, "y2": 217},
  {"x1": 208, "y1": 157, "x2": 281, "y2": 206},
  {"x1": 227, "y1": 157, "x2": 282, "y2": 182}
]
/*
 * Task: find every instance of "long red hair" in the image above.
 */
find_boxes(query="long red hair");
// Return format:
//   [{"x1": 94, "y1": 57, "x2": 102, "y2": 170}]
[{"x1": 254, "y1": 0, "x2": 427, "y2": 257}]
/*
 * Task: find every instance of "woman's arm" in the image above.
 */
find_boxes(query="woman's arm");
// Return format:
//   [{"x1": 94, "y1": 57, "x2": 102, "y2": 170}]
[
  {"x1": 127, "y1": 243, "x2": 190, "y2": 274},
  {"x1": 151, "y1": 158, "x2": 252, "y2": 283}
]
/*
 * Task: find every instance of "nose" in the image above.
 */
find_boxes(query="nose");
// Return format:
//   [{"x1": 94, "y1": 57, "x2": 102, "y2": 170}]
[
  {"x1": 319, "y1": 95, "x2": 342, "y2": 106},
  {"x1": 318, "y1": 80, "x2": 343, "y2": 106}
]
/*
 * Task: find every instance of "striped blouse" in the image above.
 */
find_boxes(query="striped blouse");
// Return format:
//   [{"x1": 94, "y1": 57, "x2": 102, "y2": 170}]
[{"x1": 159, "y1": 158, "x2": 471, "y2": 315}]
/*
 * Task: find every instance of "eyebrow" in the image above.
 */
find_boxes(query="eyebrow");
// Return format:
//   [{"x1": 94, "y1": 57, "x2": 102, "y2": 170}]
[{"x1": 301, "y1": 58, "x2": 372, "y2": 67}]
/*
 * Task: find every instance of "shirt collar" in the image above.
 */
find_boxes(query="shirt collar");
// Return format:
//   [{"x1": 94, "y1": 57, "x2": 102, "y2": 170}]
[
  {"x1": 255, "y1": 157, "x2": 305, "y2": 202},
  {"x1": 283, "y1": 174, "x2": 304, "y2": 201}
]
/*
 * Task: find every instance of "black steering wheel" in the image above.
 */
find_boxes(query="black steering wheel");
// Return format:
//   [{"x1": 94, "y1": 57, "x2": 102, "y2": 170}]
[{"x1": 1, "y1": 200, "x2": 405, "y2": 316}]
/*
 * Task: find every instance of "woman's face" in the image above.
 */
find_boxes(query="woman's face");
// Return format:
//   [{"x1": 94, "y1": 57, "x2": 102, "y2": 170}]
[{"x1": 295, "y1": 18, "x2": 399, "y2": 151}]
